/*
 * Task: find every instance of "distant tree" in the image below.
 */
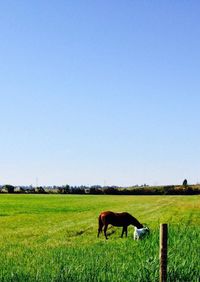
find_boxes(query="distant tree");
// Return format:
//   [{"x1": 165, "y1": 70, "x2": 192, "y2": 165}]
[
  {"x1": 163, "y1": 185, "x2": 175, "y2": 195},
  {"x1": 91, "y1": 185, "x2": 102, "y2": 189},
  {"x1": 70, "y1": 187, "x2": 85, "y2": 194},
  {"x1": 35, "y1": 186, "x2": 46, "y2": 193},
  {"x1": 28, "y1": 187, "x2": 36, "y2": 193},
  {"x1": 63, "y1": 184, "x2": 70, "y2": 194},
  {"x1": 90, "y1": 187, "x2": 103, "y2": 194},
  {"x1": 104, "y1": 187, "x2": 119, "y2": 195},
  {"x1": 15, "y1": 186, "x2": 25, "y2": 193},
  {"x1": 183, "y1": 179, "x2": 188, "y2": 187},
  {"x1": 3, "y1": 184, "x2": 15, "y2": 193},
  {"x1": 58, "y1": 185, "x2": 70, "y2": 194}
]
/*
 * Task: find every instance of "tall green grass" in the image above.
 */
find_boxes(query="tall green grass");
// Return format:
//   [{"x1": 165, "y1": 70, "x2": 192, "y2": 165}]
[{"x1": 0, "y1": 195, "x2": 199, "y2": 281}]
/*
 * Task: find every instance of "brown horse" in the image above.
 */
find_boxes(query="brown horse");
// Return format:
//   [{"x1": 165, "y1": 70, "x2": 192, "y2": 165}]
[{"x1": 98, "y1": 211, "x2": 143, "y2": 239}]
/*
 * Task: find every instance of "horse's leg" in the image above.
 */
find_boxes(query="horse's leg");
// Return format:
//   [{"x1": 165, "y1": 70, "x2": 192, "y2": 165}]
[
  {"x1": 104, "y1": 224, "x2": 108, "y2": 239},
  {"x1": 125, "y1": 226, "x2": 128, "y2": 237},
  {"x1": 121, "y1": 226, "x2": 128, "y2": 238},
  {"x1": 98, "y1": 216, "x2": 103, "y2": 237},
  {"x1": 121, "y1": 227, "x2": 125, "y2": 238},
  {"x1": 98, "y1": 225, "x2": 103, "y2": 237},
  {"x1": 97, "y1": 228, "x2": 101, "y2": 237}
]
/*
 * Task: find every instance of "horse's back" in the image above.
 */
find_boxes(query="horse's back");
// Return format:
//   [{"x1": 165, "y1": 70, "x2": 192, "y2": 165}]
[
  {"x1": 99, "y1": 211, "x2": 114, "y2": 222},
  {"x1": 99, "y1": 211, "x2": 132, "y2": 227},
  {"x1": 100, "y1": 211, "x2": 114, "y2": 217}
]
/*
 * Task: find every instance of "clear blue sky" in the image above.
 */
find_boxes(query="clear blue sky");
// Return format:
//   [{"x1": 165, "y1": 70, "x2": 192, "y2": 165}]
[{"x1": 0, "y1": 1, "x2": 200, "y2": 186}]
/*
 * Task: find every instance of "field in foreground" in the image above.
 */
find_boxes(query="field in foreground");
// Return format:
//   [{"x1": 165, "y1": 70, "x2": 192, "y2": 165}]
[{"x1": 0, "y1": 195, "x2": 199, "y2": 282}]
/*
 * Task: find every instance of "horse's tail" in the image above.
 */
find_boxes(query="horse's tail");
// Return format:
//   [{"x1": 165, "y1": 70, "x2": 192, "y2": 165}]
[{"x1": 97, "y1": 215, "x2": 104, "y2": 237}]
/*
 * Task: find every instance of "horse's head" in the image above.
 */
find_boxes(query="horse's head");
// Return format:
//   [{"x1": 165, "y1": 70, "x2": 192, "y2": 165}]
[{"x1": 137, "y1": 223, "x2": 144, "y2": 229}]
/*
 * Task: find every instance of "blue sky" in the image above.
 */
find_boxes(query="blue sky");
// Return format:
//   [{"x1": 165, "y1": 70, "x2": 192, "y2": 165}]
[{"x1": 0, "y1": 1, "x2": 200, "y2": 186}]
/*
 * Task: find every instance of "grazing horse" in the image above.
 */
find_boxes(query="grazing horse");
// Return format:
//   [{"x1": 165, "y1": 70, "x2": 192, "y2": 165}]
[{"x1": 98, "y1": 211, "x2": 143, "y2": 239}]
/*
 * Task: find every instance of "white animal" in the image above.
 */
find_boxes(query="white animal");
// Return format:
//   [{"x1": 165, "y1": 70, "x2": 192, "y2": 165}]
[{"x1": 134, "y1": 226, "x2": 149, "y2": 240}]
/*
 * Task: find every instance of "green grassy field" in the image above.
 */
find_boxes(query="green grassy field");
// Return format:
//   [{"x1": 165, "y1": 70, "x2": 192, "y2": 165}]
[{"x1": 0, "y1": 195, "x2": 199, "y2": 281}]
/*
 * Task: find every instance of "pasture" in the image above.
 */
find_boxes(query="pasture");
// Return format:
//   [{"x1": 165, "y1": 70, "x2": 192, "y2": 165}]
[{"x1": 0, "y1": 194, "x2": 199, "y2": 281}]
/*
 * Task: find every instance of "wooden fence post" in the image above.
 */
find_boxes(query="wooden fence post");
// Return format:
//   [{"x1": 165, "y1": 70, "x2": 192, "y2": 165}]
[{"x1": 160, "y1": 224, "x2": 168, "y2": 282}]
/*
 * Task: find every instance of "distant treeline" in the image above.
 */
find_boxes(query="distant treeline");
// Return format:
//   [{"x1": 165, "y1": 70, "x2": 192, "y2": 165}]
[{"x1": 0, "y1": 184, "x2": 200, "y2": 195}]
